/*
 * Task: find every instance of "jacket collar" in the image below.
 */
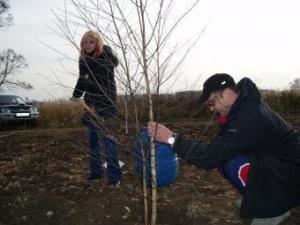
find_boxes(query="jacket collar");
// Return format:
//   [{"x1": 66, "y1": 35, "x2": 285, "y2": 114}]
[{"x1": 228, "y1": 77, "x2": 262, "y2": 116}]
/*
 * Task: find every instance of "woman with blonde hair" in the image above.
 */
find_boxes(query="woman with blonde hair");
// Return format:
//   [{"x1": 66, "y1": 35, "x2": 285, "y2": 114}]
[{"x1": 71, "y1": 30, "x2": 122, "y2": 185}]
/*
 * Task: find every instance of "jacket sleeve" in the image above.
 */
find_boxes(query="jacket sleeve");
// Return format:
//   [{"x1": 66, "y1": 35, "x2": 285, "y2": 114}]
[
  {"x1": 102, "y1": 45, "x2": 118, "y2": 103},
  {"x1": 72, "y1": 59, "x2": 87, "y2": 98},
  {"x1": 174, "y1": 114, "x2": 264, "y2": 169},
  {"x1": 103, "y1": 45, "x2": 119, "y2": 67},
  {"x1": 107, "y1": 76, "x2": 117, "y2": 102}
]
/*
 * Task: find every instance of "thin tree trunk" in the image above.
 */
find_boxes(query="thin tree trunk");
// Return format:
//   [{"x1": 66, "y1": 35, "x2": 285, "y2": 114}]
[
  {"x1": 137, "y1": 1, "x2": 158, "y2": 224},
  {"x1": 124, "y1": 92, "x2": 129, "y2": 135}
]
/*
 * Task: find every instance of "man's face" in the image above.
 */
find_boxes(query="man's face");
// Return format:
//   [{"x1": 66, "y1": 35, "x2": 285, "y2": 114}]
[{"x1": 207, "y1": 90, "x2": 229, "y2": 117}]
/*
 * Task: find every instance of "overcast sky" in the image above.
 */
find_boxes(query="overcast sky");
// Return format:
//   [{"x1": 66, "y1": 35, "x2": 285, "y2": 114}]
[{"x1": 1, "y1": 0, "x2": 300, "y2": 101}]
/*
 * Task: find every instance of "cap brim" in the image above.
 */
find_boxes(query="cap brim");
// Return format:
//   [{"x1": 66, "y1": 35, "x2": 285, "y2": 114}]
[{"x1": 199, "y1": 90, "x2": 210, "y2": 104}]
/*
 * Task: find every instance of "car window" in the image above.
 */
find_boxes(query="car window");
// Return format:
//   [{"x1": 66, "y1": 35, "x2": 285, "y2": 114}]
[
  {"x1": 16, "y1": 96, "x2": 26, "y2": 104},
  {"x1": 0, "y1": 95, "x2": 26, "y2": 105}
]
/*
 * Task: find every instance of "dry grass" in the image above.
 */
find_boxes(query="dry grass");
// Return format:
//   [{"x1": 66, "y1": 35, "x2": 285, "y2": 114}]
[
  {"x1": 38, "y1": 99, "x2": 83, "y2": 128},
  {"x1": 263, "y1": 89, "x2": 300, "y2": 115},
  {"x1": 36, "y1": 90, "x2": 300, "y2": 128}
]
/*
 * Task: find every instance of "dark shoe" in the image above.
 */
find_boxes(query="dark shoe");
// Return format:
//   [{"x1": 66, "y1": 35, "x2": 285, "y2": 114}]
[
  {"x1": 86, "y1": 174, "x2": 103, "y2": 181},
  {"x1": 108, "y1": 180, "x2": 121, "y2": 186}
]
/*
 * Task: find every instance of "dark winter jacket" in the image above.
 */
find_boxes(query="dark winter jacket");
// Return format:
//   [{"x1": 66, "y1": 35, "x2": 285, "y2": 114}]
[
  {"x1": 72, "y1": 45, "x2": 119, "y2": 121},
  {"x1": 173, "y1": 78, "x2": 300, "y2": 218}
]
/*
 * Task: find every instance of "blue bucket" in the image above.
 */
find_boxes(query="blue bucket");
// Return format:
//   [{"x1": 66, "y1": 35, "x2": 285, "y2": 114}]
[{"x1": 134, "y1": 129, "x2": 178, "y2": 187}]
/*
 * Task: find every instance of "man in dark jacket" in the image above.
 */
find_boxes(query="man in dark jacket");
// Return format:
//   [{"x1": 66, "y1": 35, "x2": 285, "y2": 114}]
[{"x1": 148, "y1": 73, "x2": 300, "y2": 225}]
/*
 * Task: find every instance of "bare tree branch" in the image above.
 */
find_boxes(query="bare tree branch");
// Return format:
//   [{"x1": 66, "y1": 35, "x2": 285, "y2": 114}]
[{"x1": 0, "y1": 48, "x2": 31, "y2": 90}]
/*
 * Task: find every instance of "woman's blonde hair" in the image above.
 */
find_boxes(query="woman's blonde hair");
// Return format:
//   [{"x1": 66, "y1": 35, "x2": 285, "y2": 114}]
[{"x1": 80, "y1": 30, "x2": 104, "y2": 57}]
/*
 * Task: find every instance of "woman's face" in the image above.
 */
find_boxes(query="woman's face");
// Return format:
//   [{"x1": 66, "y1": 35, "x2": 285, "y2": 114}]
[{"x1": 83, "y1": 36, "x2": 97, "y2": 53}]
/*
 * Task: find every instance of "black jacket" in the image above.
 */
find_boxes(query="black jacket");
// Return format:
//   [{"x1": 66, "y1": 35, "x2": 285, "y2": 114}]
[
  {"x1": 73, "y1": 45, "x2": 119, "y2": 120},
  {"x1": 174, "y1": 78, "x2": 300, "y2": 218}
]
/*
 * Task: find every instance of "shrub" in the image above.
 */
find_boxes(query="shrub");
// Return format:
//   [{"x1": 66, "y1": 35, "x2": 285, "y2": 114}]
[
  {"x1": 37, "y1": 90, "x2": 300, "y2": 128},
  {"x1": 38, "y1": 99, "x2": 83, "y2": 128}
]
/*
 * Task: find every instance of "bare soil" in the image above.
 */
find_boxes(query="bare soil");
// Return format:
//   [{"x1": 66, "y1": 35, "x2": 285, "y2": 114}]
[{"x1": 1, "y1": 120, "x2": 300, "y2": 225}]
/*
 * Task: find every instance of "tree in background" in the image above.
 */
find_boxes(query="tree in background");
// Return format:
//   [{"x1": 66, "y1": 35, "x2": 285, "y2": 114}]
[
  {"x1": 0, "y1": 48, "x2": 32, "y2": 90},
  {"x1": 0, "y1": 0, "x2": 32, "y2": 91},
  {"x1": 289, "y1": 78, "x2": 300, "y2": 91},
  {"x1": 0, "y1": 0, "x2": 13, "y2": 28}
]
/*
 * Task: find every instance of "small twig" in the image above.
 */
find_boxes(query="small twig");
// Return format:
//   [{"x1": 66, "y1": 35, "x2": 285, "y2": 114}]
[{"x1": 0, "y1": 133, "x2": 15, "y2": 139}]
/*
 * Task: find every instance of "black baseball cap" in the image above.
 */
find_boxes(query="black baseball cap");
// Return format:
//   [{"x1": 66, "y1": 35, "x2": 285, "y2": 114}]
[{"x1": 199, "y1": 73, "x2": 236, "y2": 103}]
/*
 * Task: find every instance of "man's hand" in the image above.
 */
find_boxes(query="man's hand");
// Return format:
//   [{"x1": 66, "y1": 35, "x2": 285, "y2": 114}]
[
  {"x1": 70, "y1": 97, "x2": 79, "y2": 102},
  {"x1": 147, "y1": 121, "x2": 174, "y2": 144}
]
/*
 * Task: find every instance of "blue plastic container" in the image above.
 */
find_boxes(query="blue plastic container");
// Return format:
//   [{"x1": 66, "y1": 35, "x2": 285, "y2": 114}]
[{"x1": 134, "y1": 129, "x2": 178, "y2": 187}]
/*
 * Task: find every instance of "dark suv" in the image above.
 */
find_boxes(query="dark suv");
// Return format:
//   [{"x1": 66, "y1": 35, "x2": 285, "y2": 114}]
[{"x1": 0, "y1": 94, "x2": 39, "y2": 127}]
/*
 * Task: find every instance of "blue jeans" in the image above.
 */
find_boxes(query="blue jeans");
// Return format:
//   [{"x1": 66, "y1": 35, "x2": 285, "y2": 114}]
[
  {"x1": 87, "y1": 125, "x2": 122, "y2": 182},
  {"x1": 220, "y1": 154, "x2": 250, "y2": 192}
]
